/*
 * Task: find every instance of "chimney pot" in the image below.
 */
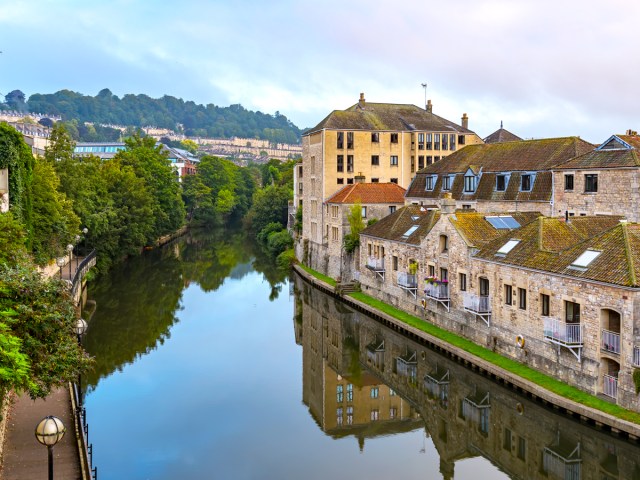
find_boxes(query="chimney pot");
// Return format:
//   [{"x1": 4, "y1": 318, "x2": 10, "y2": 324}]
[
  {"x1": 461, "y1": 113, "x2": 469, "y2": 130},
  {"x1": 426, "y1": 99, "x2": 433, "y2": 113},
  {"x1": 359, "y1": 93, "x2": 365, "y2": 108}
]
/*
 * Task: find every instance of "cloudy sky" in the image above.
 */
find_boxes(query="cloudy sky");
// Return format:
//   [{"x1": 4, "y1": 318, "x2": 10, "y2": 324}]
[{"x1": 0, "y1": 0, "x2": 637, "y2": 143}]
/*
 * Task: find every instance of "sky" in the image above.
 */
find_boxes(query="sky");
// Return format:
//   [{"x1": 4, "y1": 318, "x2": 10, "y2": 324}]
[{"x1": 0, "y1": 0, "x2": 638, "y2": 143}]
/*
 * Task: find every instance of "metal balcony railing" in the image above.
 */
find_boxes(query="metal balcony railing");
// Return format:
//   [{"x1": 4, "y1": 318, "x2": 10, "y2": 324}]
[
  {"x1": 366, "y1": 257, "x2": 385, "y2": 271},
  {"x1": 601, "y1": 329, "x2": 620, "y2": 354},
  {"x1": 543, "y1": 318, "x2": 583, "y2": 345},
  {"x1": 463, "y1": 293, "x2": 491, "y2": 313},
  {"x1": 425, "y1": 283, "x2": 449, "y2": 300},
  {"x1": 603, "y1": 374, "x2": 618, "y2": 399},
  {"x1": 397, "y1": 272, "x2": 418, "y2": 288}
]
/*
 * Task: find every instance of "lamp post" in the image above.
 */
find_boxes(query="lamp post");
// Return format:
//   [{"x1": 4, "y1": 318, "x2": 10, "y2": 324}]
[
  {"x1": 81, "y1": 227, "x2": 88, "y2": 256},
  {"x1": 56, "y1": 257, "x2": 66, "y2": 279},
  {"x1": 66, "y1": 243, "x2": 74, "y2": 279},
  {"x1": 35, "y1": 415, "x2": 66, "y2": 480},
  {"x1": 75, "y1": 318, "x2": 88, "y2": 406}
]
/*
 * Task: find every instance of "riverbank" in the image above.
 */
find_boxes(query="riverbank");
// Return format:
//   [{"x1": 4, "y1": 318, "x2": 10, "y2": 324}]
[{"x1": 294, "y1": 263, "x2": 640, "y2": 438}]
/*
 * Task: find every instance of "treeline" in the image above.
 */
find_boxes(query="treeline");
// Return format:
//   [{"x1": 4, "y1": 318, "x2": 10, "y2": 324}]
[{"x1": 3, "y1": 88, "x2": 302, "y2": 144}]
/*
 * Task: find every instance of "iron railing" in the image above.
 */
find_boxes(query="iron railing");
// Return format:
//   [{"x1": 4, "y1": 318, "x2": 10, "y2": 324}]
[
  {"x1": 543, "y1": 447, "x2": 581, "y2": 480},
  {"x1": 71, "y1": 250, "x2": 97, "y2": 301},
  {"x1": 425, "y1": 283, "x2": 449, "y2": 300},
  {"x1": 397, "y1": 272, "x2": 418, "y2": 288},
  {"x1": 603, "y1": 374, "x2": 618, "y2": 399},
  {"x1": 543, "y1": 318, "x2": 583, "y2": 345},
  {"x1": 602, "y1": 329, "x2": 621, "y2": 354},
  {"x1": 463, "y1": 293, "x2": 491, "y2": 313},
  {"x1": 71, "y1": 382, "x2": 98, "y2": 479}
]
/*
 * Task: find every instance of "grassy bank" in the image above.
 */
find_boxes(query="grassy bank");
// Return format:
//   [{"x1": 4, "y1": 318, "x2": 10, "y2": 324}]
[{"x1": 298, "y1": 264, "x2": 640, "y2": 425}]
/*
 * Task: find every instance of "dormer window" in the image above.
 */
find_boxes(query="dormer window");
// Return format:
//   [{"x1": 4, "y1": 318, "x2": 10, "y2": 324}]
[
  {"x1": 520, "y1": 172, "x2": 535, "y2": 192},
  {"x1": 496, "y1": 174, "x2": 509, "y2": 192},
  {"x1": 464, "y1": 174, "x2": 476, "y2": 193},
  {"x1": 425, "y1": 175, "x2": 437, "y2": 191},
  {"x1": 442, "y1": 174, "x2": 454, "y2": 191}
]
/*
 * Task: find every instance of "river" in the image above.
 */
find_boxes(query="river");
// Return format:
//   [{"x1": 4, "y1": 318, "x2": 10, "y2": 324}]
[{"x1": 82, "y1": 229, "x2": 640, "y2": 479}]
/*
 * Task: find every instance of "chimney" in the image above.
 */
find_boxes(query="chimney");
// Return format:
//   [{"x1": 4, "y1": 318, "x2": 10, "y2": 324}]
[
  {"x1": 627, "y1": 129, "x2": 638, "y2": 136},
  {"x1": 354, "y1": 173, "x2": 366, "y2": 183},
  {"x1": 461, "y1": 113, "x2": 469, "y2": 130},
  {"x1": 426, "y1": 99, "x2": 433, "y2": 113},
  {"x1": 441, "y1": 192, "x2": 456, "y2": 215},
  {"x1": 359, "y1": 92, "x2": 365, "y2": 109}
]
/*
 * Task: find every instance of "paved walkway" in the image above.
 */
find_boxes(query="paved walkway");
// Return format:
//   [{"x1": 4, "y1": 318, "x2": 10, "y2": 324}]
[{"x1": 1, "y1": 386, "x2": 81, "y2": 480}]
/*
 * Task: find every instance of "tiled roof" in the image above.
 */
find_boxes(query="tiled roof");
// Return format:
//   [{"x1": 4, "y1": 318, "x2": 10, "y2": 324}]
[
  {"x1": 305, "y1": 102, "x2": 474, "y2": 135},
  {"x1": 449, "y1": 211, "x2": 541, "y2": 248},
  {"x1": 406, "y1": 137, "x2": 593, "y2": 200},
  {"x1": 361, "y1": 206, "x2": 440, "y2": 245},
  {"x1": 473, "y1": 216, "x2": 640, "y2": 286},
  {"x1": 326, "y1": 183, "x2": 406, "y2": 204},
  {"x1": 555, "y1": 134, "x2": 640, "y2": 169},
  {"x1": 483, "y1": 128, "x2": 523, "y2": 144}
]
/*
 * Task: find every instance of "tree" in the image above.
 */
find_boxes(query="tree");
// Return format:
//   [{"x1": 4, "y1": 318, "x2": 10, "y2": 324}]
[
  {"x1": 343, "y1": 202, "x2": 365, "y2": 254},
  {"x1": 244, "y1": 184, "x2": 291, "y2": 234},
  {"x1": 5, "y1": 90, "x2": 26, "y2": 112},
  {"x1": 44, "y1": 124, "x2": 76, "y2": 163}
]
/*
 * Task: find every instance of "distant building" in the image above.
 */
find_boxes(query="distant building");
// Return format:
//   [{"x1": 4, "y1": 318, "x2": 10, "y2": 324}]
[
  {"x1": 74, "y1": 142, "x2": 126, "y2": 160},
  {"x1": 483, "y1": 122, "x2": 522, "y2": 144}
]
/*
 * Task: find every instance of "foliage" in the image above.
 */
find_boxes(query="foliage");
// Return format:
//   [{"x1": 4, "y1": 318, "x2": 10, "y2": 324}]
[
  {"x1": 343, "y1": 202, "x2": 365, "y2": 254},
  {"x1": 634, "y1": 368, "x2": 640, "y2": 394},
  {"x1": 276, "y1": 248, "x2": 296, "y2": 270},
  {"x1": 0, "y1": 123, "x2": 34, "y2": 239},
  {"x1": 367, "y1": 218, "x2": 378, "y2": 226},
  {"x1": 4, "y1": 90, "x2": 27, "y2": 111},
  {"x1": 0, "y1": 212, "x2": 28, "y2": 265},
  {"x1": 294, "y1": 207, "x2": 302, "y2": 234},
  {"x1": 23, "y1": 89, "x2": 302, "y2": 143},
  {"x1": 244, "y1": 184, "x2": 291, "y2": 234},
  {"x1": 266, "y1": 229, "x2": 293, "y2": 256},
  {"x1": 181, "y1": 174, "x2": 215, "y2": 225},
  {"x1": 44, "y1": 124, "x2": 76, "y2": 163},
  {"x1": 0, "y1": 264, "x2": 91, "y2": 398},
  {"x1": 30, "y1": 158, "x2": 80, "y2": 264}
]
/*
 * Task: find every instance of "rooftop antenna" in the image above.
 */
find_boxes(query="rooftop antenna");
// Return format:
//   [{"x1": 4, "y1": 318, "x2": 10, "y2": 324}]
[{"x1": 421, "y1": 83, "x2": 427, "y2": 109}]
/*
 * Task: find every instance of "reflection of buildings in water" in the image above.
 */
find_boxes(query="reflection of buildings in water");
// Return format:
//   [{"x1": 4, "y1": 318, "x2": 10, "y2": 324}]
[{"x1": 295, "y1": 275, "x2": 640, "y2": 480}]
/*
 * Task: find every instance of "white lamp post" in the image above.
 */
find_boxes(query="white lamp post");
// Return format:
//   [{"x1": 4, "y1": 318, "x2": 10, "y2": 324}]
[{"x1": 35, "y1": 415, "x2": 66, "y2": 480}]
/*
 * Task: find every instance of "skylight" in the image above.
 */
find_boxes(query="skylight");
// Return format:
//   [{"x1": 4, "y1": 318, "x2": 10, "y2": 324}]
[
  {"x1": 497, "y1": 240, "x2": 520, "y2": 255},
  {"x1": 486, "y1": 216, "x2": 521, "y2": 229},
  {"x1": 571, "y1": 249, "x2": 601, "y2": 268},
  {"x1": 402, "y1": 225, "x2": 419, "y2": 238}
]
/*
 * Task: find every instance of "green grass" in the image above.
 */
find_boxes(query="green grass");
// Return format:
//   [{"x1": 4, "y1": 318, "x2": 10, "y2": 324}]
[{"x1": 298, "y1": 265, "x2": 640, "y2": 425}]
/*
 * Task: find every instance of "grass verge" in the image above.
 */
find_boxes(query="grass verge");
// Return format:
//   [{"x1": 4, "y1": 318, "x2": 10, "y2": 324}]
[{"x1": 298, "y1": 264, "x2": 640, "y2": 425}]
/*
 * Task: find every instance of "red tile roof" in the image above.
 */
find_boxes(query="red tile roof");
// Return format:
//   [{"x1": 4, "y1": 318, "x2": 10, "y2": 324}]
[{"x1": 327, "y1": 183, "x2": 406, "y2": 204}]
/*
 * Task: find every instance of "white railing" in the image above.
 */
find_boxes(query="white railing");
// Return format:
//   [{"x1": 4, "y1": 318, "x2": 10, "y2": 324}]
[
  {"x1": 602, "y1": 329, "x2": 621, "y2": 354},
  {"x1": 543, "y1": 448, "x2": 581, "y2": 480},
  {"x1": 425, "y1": 283, "x2": 449, "y2": 300},
  {"x1": 366, "y1": 256, "x2": 384, "y2": 270},
  {"x1": 634, "y1": 346, "x2": 640, "y2": 367},
  {"x1": 603, "y1": 374, "x2": 618, "y2": 399},
  {"x1": 543, "y1": 318, "x2": 583, "y2": 345},
  {"x1": 397, "y1": 272, "x2": 418, "y2": 288},
  {"x1": 463, "y1": 293, "x2": 491, "y2": 313}
]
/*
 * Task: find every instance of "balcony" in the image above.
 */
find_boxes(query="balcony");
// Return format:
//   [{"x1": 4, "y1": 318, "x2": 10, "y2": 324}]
[
  {"x1": 543, "y1": 443, "x2": 581, "y2": 480},
  {"x1": 603, "y1": 374, "x2": 618, "y2": 400},
  {"x1": 463, "y1": 293, "x2": 491, "y2": 326},
  {"x1": 543, "y1": 318, "x2": 583, "y2": 361},
  {"x1": 601, "y1": 329, "x2": 620, "y2": 355},
  {"x1": 366, "y1": 338, "x2": 385, "y2": 371},
  {"x1": 397, "y1": 272, "x2": 418, "y2": 298},
  {"x1": 366, "y1": 256, "x2": 385, "y2": 281},
  {"x1": 424, "y1": 368, "x2": 450, "y2": 408},
  {"x1": 461, "y1": 391, "x2": 490, "y2": 435},
  {"x1": 425, "y1": 283, "x2": 450, "y2": 311},
  {"x1": 396, "y1": 351, "x2": 417, "y2": 384}
]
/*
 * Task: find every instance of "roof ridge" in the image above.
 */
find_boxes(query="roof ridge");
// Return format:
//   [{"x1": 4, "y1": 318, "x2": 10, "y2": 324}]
[{"x1": 621, "y1": 223, "x2": 638, "y2": 286}]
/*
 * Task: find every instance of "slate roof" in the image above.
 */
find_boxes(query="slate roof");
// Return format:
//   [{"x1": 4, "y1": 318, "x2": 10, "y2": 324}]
[
  {"x1": 483, "y1": 127, "x2": 523, "y2": 144},
  {"x1": 449, "y1": 211, "x2": 541, "y2": 248},
  {"x1": 473, "y1": 216, "x2": 640, "y2": 287},
  {"x1": 406, "y1": 137, "x2": 594, "y2": 200},
  {"x1": 361, "y1": 206, "x2": 440, "y2": 245},
  {"x1": 554, "y1": 134, "x2": 640, "y2": 169},
  {"x1": 326, "y1": 183, "x2": 406, "y2": 204},
  {"x1": 305, "y1": 102, "x2": 474, "y2": 135}
]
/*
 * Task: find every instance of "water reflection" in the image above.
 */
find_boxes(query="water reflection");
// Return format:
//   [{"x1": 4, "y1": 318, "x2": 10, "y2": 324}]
[
  {"x1": 294, "y1": 274, "x2": 640, "y2": 480},
  {"x1": 83, "y1": 227, "x2": 289, "y2": 390}
]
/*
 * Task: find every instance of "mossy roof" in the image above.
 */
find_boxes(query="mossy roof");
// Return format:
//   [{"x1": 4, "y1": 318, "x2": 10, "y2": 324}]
[
  {"x1": 304, "y1": 102, "x2": 474, "y2": 135},
  {"x1": 483, "y1": 128, "x2": 523, "y2": 144},
  {"x1": 473, "y1": 216, "x2": 640, "y2": 287},
  {"x1": 326, "y1": 182, "x2": 406, "y2": 204},
  {"x1": 555, "y1": 134, "x2": 640, "y2": 169},
  {"x1": 361, "y1": 206, "x2": 440, "y2": 245},
  {"x1": 449, "y1": 211, "x2": 541, "y2": 248}
]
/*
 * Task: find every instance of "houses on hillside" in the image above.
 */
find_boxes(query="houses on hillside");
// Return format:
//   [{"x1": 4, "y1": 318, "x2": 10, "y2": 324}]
[{"x1": 294, "y1": 94, "x2": 640, "y2": 412}]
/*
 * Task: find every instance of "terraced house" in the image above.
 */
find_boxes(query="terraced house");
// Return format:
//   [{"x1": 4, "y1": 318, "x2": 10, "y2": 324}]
[{"x1": 298, "y1": 93, "x2": 482, "y2": 275}]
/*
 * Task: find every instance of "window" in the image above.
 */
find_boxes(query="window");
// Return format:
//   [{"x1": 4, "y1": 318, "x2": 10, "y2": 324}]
[
  {"x1": 450, "y1": 134, "x2": 456, "y2": 150},
  {"x1": 390, "y1": 133, "x2": 399, "y2": 144},
  {"x1": 442, "y1": 134, "x2": 448, "y2": 150},
  {"x1": 428, "y1": 265, "x2": 435, "y2": 277},
  {"x1": 371, "y1": 132, "x2": 379, "y2": 143},
  {"x1": 298, "y1": 182, "x2": 303, "y2": 194},
  {"x1": 361, "y1": 206, "x2": 367, "y2": 218},
  {"x1": 434, "y1": 134, "x2": 441, "y2": 150},
  {"x1": 440, "y1": 268, "x2": 448, "y2": 281},
  {"x1": 389, "y1": 205, "x2": 396, "y2": 214},
  {"x1": 336, "y1": 408, "x2": 343, "y2": 425},
  {"x1": 434, "y1": 156, "x2": 440, "y2": 162},
  {"x1": 418, "y1": 133, "x2": 425, "y2": 149},
  {"x1": 503, "y1": 428, "x2": 512, "y2": 451},
  {"x1": 504, "y1": 285, "x2": 513, "y2": 305},
  {"x1": 331, "y1": 205, "x2": 339, "y2": 218},
  {"x1": 426, "y1": 133, "x2": 432, "y2": 150},
  {"x1": 464, "y1": 175, "x2": 476, "y2": 193},
  {"x1": 347, "y1": 384, "x2": 353, "y2": 402},
  {"x1": 371, "y1": 178, "x2": 379, "y2": 183},
  {"x1": 347, "y1": 406, "x2": 353, "y2": 425},
  {"x1": 371, "y1": 155, "x2": 379, "y2": 166},
  {"x1": 497, "y1": 239, "x2": 520, "y2": 255},
  {"x1": 331, "y1": 226, "x2": 338, "y2": 241},
  {"x1": 347, "y1": 132, "x2": 354, "y2": 149},
  {"x1": 411, "y1": 156, "x2": 415, "y2": 173},
  {"x1": 347, "y1": 155, "x2": 354, "y2": 173},
  {"x1": 585, "y1": 174, "x2": 598, "y2": 193},
  {"x1": 418, "y1": 156, "x2": 425, "y2": 170},
  {"x1": 462, "y1": 204, "x2": 472, "y2": 209},
  {"x1": 427, "y1": 156, "x2": 433, "y2": 165},
  {"x1": 337, "y1": 178, "x2": 344, "y2": 184},
  {"x1": 347, "y1": 178, "x2": 354, "y2": 184},
  {"x1": 517, "y1": 437, "x2": 526, "y2": 461},
  {"x1": 337, "y1": 132, "x2": 344, "y2": 149},
  {"x1": 521, "y1": 174, "x2": 532, "y2": 191},
  {"x1": 425, "y1": 175, "x2": 437, "y2": 191},
  {"x1": 442, "y1": 175, "x2": 453, "y2": 191},
  {"x1": 390, "y1": 178, "x2": 398, "y2": 184},
  {"x1": 392, "y1": 255, "x2": 398, "y2": 271},
  {"x1": 389, "y1": 407, "x2": 397, "y2": 419},
  {"x1": 402, "y1": 225, "x2": 419, "y2": 238},
  {"x1": 439, "y1": 235, "x2": 449, "y2": 253},
  {"x1": 571, "y1": 249, "x2": 601, "y2": 268},
  {"x1": 370, "y1": 387, "x2": 379, "y2": 399},
  {"x1": 459, "y1": 273, "x2": 467, "y2": 291},
  {"x1": 371, "y1": 409, "x2": 379, "y2": 421},
  {"x1": 496, "y1": 175, "x2": 507, "y2": 192},
  {"x1": 518, "y1": 288, "x2": 527, "y2": 309},
  {"x1": 337, "y1": 155, "x2": 344, "y2": 172},
  {"x1": 564, "y1": 174, "x2": 574, "y2": 191},
  {"x1": 337, "y1": 385, "x2": 343, "y2": 402},
  {"x1": 390, "y1": 155, "x2": 398, "y2": 166},
  {"x1": 541, "y1": 293, "x2": 550, "y2": 316},
  {"x1": 485, "y1": 216, "x2": 520, "y2": 229},
  {"x1": 389, "y1": 389, "x2": 396, "y2": 396},
  {"x1": 565, "y1": 301, "x2": 580, "y2": 323},
  {"x1": 479, "y1": 277, "x2": 489, "y2": 297}
]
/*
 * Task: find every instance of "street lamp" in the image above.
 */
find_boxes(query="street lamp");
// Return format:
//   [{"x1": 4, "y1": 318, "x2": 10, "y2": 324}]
[
  {"x1": 35, "y1": 415, "x2": 66, "y2": 480},
  {"x1": 81, "y1": 227, "x2": 89, "y2": 255},
  {"x1": 56, "y1": 257, "x2": 66, "y2": 278},
  {"x1": 75, "y1": 318, "x2": 88, "y2": 406},
  {"x1": 66, "y1": 243, "x2": 74, "y2": 279}
]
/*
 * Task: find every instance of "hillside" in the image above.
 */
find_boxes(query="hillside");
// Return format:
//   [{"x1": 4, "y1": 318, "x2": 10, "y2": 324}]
[{"x1": 2, "y1": 88, "x2": 302, "y2": 144}]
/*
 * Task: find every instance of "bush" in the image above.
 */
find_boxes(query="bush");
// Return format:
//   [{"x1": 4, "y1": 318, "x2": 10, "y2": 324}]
[
  {"x1": 267, "y1": 229, "x2": 293, "y2": 256},
  {"x1": 276, "y1": 248, "x2": 296, "y2": 269},
  {"x1": 257, "y1": 222, "x2": 284, "y2": 244}
]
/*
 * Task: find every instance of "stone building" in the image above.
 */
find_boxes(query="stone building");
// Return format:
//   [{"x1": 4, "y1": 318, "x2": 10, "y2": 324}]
[
  {"x1": 298, "y1": 93, "x2": 482, "y2": 272},
  {"x1": 405, "y1": 136, "x2": 594, "y2": 214},
  {"x1": 483, "y1": 122, "x2": 523, "y2": 144}
]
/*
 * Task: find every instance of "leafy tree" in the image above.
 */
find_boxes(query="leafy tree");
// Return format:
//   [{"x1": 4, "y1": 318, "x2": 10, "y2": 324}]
[
  {"x1": 180, "y1": 139, "x2": 198, "y2": 154},
  {"x1": 343, "y1": 202, "x2": 365, "y2": 254},
  {"x1": 44, "y1": 124, "x2": 76, "y2": 163},
  {"x1": 0, "y1": 212, "x2": 28, "y2": 267},
  {"x1": 181, "y1": 174, "x2": 215, "y2": 225},
  {"x1": 244, "y1": 184, "x2": 291, "y2": 234},
  {"x1": 5, "y1": 90, "x2": 26, "y2": 112}
]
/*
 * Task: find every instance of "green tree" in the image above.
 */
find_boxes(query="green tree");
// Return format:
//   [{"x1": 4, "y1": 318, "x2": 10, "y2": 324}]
[
  {"x1": 343, "y1": 202, "x2": 365, "y2": 254},
  {"x1": 181, "y1": 174, "x2": 215, "y2": 225},
  {"x1": 244, "y1": 184, "x2": 291, "y2": 234},
  {"x1": 44, "y1": 124, "x2": 76, "y2": 163}
]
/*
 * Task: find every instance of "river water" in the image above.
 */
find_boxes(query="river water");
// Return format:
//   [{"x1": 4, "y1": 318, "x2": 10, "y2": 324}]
[{"x1": 83, "y1": 229, "x2": 640, "y2": 480}]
